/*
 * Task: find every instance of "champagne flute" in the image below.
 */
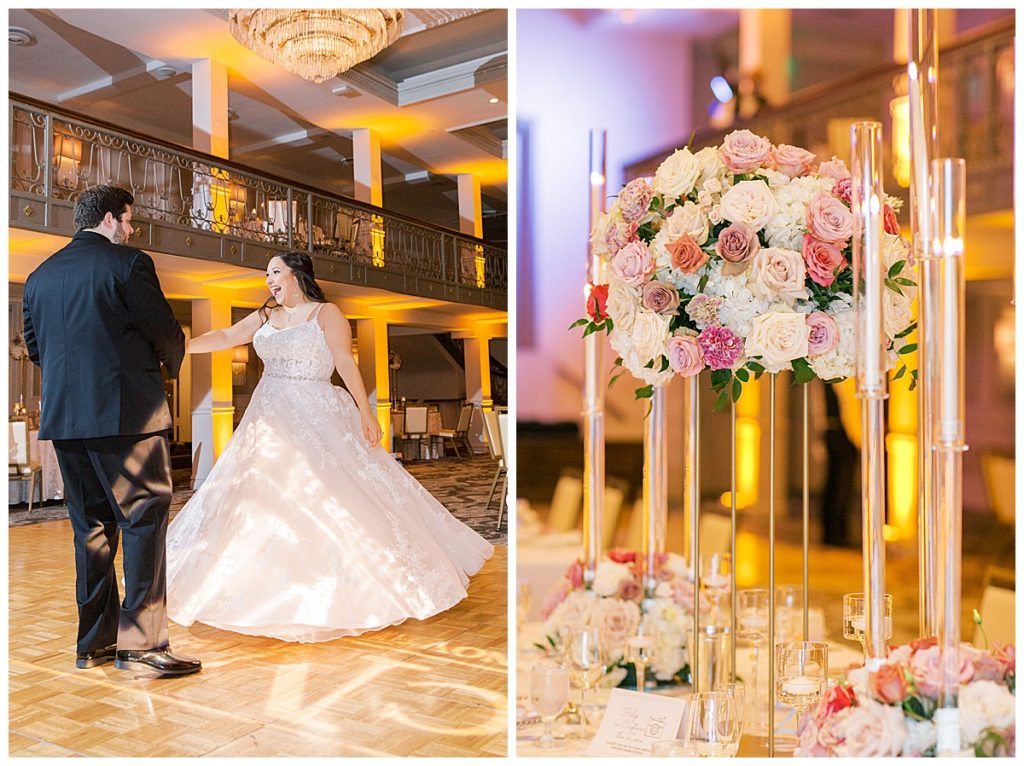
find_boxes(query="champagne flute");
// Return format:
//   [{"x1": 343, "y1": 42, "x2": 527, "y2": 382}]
[
  {"x1": 714, "y1": 681, "x2": 746, "y2": 756},
  {"x1": 684, "y1": 691, "x2": 738, "y2": 757},
  {"x1": 842, "y1": 593, "x2": 893, "y2": 655},
  {"x1": 624, "y1": 621, "x2": 658, "y2": 693},
  {"x1": 775, "y1": 641, "x2": 828, "y2": 745},
  {"x1": 528, "y1": 661, "x2": 570, "y2": 748},
  {"x1": 565, "y1": 626, "x2": 605, "y2": 739}
]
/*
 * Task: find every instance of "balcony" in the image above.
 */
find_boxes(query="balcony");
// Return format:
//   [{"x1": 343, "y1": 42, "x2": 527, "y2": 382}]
[
  {"x1": 626, "y1": 17, "x2": 1013, "y2": 216},
  {"x1": 9, "y1": 94, "x2": 507, "y2": 310}
]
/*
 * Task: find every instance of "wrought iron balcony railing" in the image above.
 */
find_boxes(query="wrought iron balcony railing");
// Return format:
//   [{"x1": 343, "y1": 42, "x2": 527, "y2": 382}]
[
  {"x1": 9, "y1": 94, "x2": 506, "y2": 310},
  {"x1": 627, "y1": 17, "x2": 1013, "y2": 216}
]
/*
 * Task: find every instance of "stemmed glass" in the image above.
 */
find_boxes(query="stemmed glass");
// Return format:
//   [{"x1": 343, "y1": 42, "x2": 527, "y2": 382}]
[
  {"x1": 775, "y1": 641, "x2": 828, "y2": 743},
  {"x1": 842, "y1": 593, "x2": 893, "y2": 655},
  {"x1": 700, "y1": 552, "x2": 732, "y2": 623},
  {"x1": 684, "y1": 690, "x2": 738, "y2": 757},
  {"x1": 713, "y1": 681, "x2": 746, "y2": 756},
  {"x1": 775, "y1": 585, "x2": 803, "y2": 642},
  {"x1": 527, "y1": 661, "x2": 570, "y2": 748},
  {"x1": 624, "y1": 621, "x2": 658, "y2": 693},
  {"x1": 565, "y1": 626, "x2": 605, "y2": 739}
]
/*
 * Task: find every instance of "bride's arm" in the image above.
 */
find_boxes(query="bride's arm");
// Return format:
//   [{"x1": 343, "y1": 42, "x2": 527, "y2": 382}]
[
  {"x1": 187, "y1": 309, "x2": 264, "y2": 354},
  {"x1": 319, "y1": 303, "x2": 384, "y2": 446}
]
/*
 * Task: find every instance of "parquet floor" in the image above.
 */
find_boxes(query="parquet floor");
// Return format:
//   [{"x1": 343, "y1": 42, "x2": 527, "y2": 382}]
[{"x1": 9, "y1": 520, "x2": 508, "y2": 757}]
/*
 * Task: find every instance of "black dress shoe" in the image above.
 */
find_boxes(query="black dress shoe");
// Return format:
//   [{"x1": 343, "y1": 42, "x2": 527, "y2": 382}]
[
  {"x1": 76, "y1": 644, "x2": 118, "y2": 669},
  {"x1": 114, "y1": 648, "x2": 202, "y2": 677}
]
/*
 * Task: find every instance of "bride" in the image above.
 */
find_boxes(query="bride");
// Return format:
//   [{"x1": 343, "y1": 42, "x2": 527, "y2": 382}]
[{"x1": 166, "y1": 252, "x2": 494, "y2": 642}]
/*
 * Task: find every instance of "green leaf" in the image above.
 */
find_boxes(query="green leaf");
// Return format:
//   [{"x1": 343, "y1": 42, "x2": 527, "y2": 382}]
[
  {"x1": 569, "y1": 318, "x2": 589, "y2": 330},
  {"x1": 644, "y1": 359, "x2": 655, "y2": 369},
  {"x1": 582, "y1": 323, "x2": 598, "y2": 337},
  {"x1": 731, "y1": 377, "x2": 742, "y2": 401},
  {"x1": 895, "y1": 321, "x2": 917, "y2": 339},
  {"x1": 893, "y1": 365, "x2": 907, "y2": 381},
  {"x1": 605, "y1": 317, "x2": 614, "y2": 332},
  {"x1": 735, "y1": 368, "x2": 750, "y2": 383},
  {"x1": 635, "y1": 385, "x2": 654, "y2": 400},
  {"x1": 894, "y1": 277, "x2": 916, "y2": 286},
  {"x1": 898, "y1": 343, "x2": 918, "y2": 355},
  {"x1": 791, "y1": 357, "x2": 816, "y2": 385},
  {"x1": 885, "y1": 278, "x2": 904, "y2": 296},
  {"x1": 887, "y1": 259, "x2": 906, "y2": 279},
  {"x1": 747, "y1": 361, "x2": 765, "y2": 374},
  {"x1": 697, "y1": 272, "x2": 710, "y2": 292},
  {"x1": 709, "y1": 369, "x2": 732, "y2": 388},
  {"x1": 608, "y1": 372, "x2": 624, "y2": 388},
  {"x1": 713, "y1": 388, "x2": 730, "y2": 412},
  {"x1": 614, "y1": 356, "x2": 623, "y2": 366},
  {"x1": 659, "y1": 356, "x2": 670, "y2": 372}
]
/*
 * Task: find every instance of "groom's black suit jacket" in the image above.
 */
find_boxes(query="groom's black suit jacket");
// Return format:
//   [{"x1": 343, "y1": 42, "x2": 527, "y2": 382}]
[{"x1": 23, "y1": 230, "x2": 185, "y2": 440}]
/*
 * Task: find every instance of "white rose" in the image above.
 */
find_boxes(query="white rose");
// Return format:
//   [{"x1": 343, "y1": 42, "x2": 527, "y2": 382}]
[
  {"x1": 631, "y1": 309, "x2": 671, "y2": 364},
  {"x1": 884, "y1": 285, "x2": 915, "y2": 341},
  {"x1": 883, "y1": 232, "x2": 912, "y2": 271},
  {"x1": 593, "y1": 598, "x2": 641, "y2": 663},
  {"x1": 663, "y1": 201, "x2": 709, "y2": 245},
  {"x1": 543, "y1": 590, "x2": 595, "y2": 637},
  {"x1": 610, "y1": 328, "x2": 675, "y2": 388},
  {"x1": 750, "y1": 246, "x2": 809, "y2": 304},
  {"x1": 833, "y1": 697, "x2": 906, "y2": 758},
  {"x1": 746, "y1": 306, "x2": 810, "y2": 372},
  {"x1": 592, "y1": 560, "x2": 633, "y2": 597},
  {"x1": 959, "y1": 680, "x2": 1016, "y2": 746},
  {"x1": 589, "y1": 211, "x2": 613, "y2": 260},
  {"x1": 654, "y1": 147, "x2": 702, "y2": 201},
  {"x1": 651, "y1": 644, "x2": 687, "y2": 681},
  {"x1": 694, "y1": 145, "x2": 727, "y2": 188},
  {"x1": 663, "y1": 552, "x2": 688, "y2": 577},
  {"x1": 606, "y1": 278, "x2": 639, "y2": 333},
  {"x1": 902, "y1": 719, "x2": 937, "y2": 757},
  {"x1": 718, "y1": 179, "x2": 779, "y2": 231},
  {"x1": 654, "y1": 581, "x2": 673, "y2": 599}
]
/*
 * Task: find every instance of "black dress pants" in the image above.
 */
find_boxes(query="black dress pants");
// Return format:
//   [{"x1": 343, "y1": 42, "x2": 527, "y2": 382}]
[{"x1": 52, "y1": 432, "x2": 172, "y2": 654}]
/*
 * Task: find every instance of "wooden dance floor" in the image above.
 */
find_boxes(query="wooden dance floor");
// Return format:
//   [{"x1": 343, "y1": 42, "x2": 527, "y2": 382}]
[{"x1": 9, "y1": 519, "x2": 508, "y2": 757}]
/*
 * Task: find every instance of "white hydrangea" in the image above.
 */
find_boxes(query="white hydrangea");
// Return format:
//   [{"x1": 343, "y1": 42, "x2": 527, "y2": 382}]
[
  {"x1": 902, "y1": 719, "x2": 937, "y2": 757},
  {"x1": 959, "y1": 680, "x2": 1016, "y2": 746},
  {"x1": 543, "y1": 589, "x2": 595, "y2": 638},
  {"x1": 591, "y1": 560, "x2": 633, "y2": 597},
  {"x1": 702, "y1": 261, "x2": 770, "y2": 339},
  {"x1": 808, "y1": 307, "x2": 856, "y2": 380}
]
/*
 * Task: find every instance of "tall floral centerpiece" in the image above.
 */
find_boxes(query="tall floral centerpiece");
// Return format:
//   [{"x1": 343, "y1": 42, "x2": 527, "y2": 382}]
[{"x1": 576, "y1": 129, "x2": 917, "y2": 405}]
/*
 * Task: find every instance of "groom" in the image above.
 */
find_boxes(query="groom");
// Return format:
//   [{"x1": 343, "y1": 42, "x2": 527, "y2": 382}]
[{"x1": 23, "y1": 185, "x2": 201, "y2": 678}]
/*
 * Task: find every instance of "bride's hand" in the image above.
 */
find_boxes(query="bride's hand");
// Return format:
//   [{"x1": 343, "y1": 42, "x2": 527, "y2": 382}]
[{"x1": 360, "y1": 410, "x2": 383, "y2": 447}]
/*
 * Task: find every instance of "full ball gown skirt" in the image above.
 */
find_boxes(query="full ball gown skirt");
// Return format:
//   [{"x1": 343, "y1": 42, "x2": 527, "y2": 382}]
[{"x1": 166, "y1": 318, "x2": 494, "y2": 642}]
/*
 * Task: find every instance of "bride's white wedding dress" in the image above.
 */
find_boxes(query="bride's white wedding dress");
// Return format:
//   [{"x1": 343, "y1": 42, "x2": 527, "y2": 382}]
[{"x1": 166, "y1": 312, "x2": 494, "y2": 642}]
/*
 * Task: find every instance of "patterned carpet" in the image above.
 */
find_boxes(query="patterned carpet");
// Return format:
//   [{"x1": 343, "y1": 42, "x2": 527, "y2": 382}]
[{"x1": 8, "y1": 455, "x2": 508, "y2": 544}]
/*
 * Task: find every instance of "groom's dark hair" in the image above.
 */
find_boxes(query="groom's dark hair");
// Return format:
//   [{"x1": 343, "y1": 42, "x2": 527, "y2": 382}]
[{"x1": 74, "y1": 185, "x2": 134, "y2": 231}]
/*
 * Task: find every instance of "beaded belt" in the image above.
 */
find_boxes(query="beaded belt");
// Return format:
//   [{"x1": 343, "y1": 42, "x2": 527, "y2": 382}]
[{"x1": 263, "y1": 372, "x2": 328, "y2": 382}]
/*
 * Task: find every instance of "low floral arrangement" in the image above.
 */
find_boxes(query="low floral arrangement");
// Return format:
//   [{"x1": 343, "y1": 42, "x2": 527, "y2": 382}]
[
  {"x1": 796, "y1": 638, "x2": 1016, "y2": 757},
  {"x1": 537, "y1": 549, "x2": 710, "y2": 686},
  {"x1": 575, "y1": 129, "x2": 917, "y2": 408},
  {"x1": 10, "y1": 332, "x2": 28, "y2": 361}
]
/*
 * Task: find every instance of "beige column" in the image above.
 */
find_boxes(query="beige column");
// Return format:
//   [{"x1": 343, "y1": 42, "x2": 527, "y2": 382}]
[
  {"x1": 457, "y1": 173, "x2": 483, "y2": 238},
  {"x1": 739, "y1": 9, "x2": 790, "y2": 116},
  {"x1": 353, "y1": 128, "x2": 383, "y2": 206},
  {"x1": 190, "y1": 292, "x2": 234, "y2": 484},
  {"x1": 355, "y1": 316, "x2": 391, "y2": 448},
  {"x1": 892, "y1": 9, "x2": 957, "y2": 63},
  {"x1": 191, "y1": 59, "x2": 229, "y2": 159},
  {"x1": 459, "y1": 333, "x2": 492, "y2": 454}
]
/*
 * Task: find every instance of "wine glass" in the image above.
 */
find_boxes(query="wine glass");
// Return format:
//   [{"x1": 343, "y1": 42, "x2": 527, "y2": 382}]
[
  {"x1": 842, "y1": 593, "x2": 893, "y2": 655},
  {"x1": 565, "y1": 626, "x2": 605, "y2": 739},
  {"x1": 775, "y1": 641, "x2": 828, "y2": 743},
  {"x1": 714, "y1": 681, "x2": 746, "y2": 755},
  {"x1": 624, "y1": 621, "x2": 658, "y2": 693},
  {"x1": 700, "y1": 552, "x2": 732, "y2": 622},
  {"x1": 528, "y1": 661, "x2": 570, "y2": 748},
  {"x1": 684, "y1": 691, "x2": 738, "y2": 757}
]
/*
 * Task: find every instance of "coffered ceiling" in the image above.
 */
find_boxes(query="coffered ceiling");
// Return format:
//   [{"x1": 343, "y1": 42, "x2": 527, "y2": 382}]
[{"x1": 8, "y1": 8, "x2": 508, "y2": 240}]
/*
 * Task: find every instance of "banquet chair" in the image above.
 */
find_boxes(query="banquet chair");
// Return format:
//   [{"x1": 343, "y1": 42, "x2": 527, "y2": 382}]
[
  {"x1": 600, "y1": 479, "x2": 628, "y2": 549},
  {"x1": 973, "y1": 567, "x2": 1015, "y2": 648},
  {"x1": 980, "y1": 452, "x2": 1015, "y2": 526},
  {"x1": 546, "y1": 471, "x2": 583, "y2": 532},
  {"x1": 483, "y1": 410, "x2": 506, "y2": 514},
  {"x1": 495, "y1": 412, "x2": 509, "y2": 531},
  {"x1": 9, "y1": 421, "x2": 42, "y2": 513},
  {"x1": 397, "y1": 406, "x2": 430, "y2": 461},
  {"x1": 189, "y1": 441, "x2": 203, "y2": 491},
  {"x1": 437, "y1": 403, "x2": 474, "y2": 458}
]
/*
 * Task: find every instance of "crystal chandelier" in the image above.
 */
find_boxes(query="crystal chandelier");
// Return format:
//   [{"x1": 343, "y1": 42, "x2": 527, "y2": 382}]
[{"x1": 228, "y1": 9, "x2": 405, "y2": 84}]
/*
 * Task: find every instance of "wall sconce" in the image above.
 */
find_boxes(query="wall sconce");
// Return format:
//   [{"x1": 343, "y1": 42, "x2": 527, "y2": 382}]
[
  {"x1": 889, "y1": 95, "x2": 911, "y2": 188},
  {"x1": 228, "y1": 184, "x2": 248, "y2": 222},
  {"x1": 53, "y1": 133, "x2": 82, "y2": 189},
  {"x1": 474, "y1": 244, "x2": 486, "y2": 288},
  {"x1": 232, "y1": 345, "x2": 249, "y2": 385},
  {"x1": 370, "y1": 213, "x2": 386, "y2": 267}
]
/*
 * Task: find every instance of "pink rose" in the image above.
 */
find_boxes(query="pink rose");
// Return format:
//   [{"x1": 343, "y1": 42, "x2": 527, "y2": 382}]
[
  {"x1": 871, "y1": 662, "x2": 909, "y2": 704},
  {"x1": 832, "y1": 698, "x2": 906, "y2": 757},
  {"x1": 909, "y1": 645, "x2": 974, "y2": 696},
  {"x1": 607, "y1": 548, "x2": 637, "y2": 564},
  {"x1": 605, "y1": 217, "x2": 637, "y2": 253},
  {"x1": 818, "y1": 156, "x2": 851, "y2": 181},
  {"x1": 618, "y1": 177, "x2": 654, "y2": 223},
  {"x1": 816, "y1": 682, "x2": 857, "y2": 725},
  {"x1": 715, "y1": 221, "x2": 760, "y2": 264},
  {"x1": 616, "y1": 578, "x2": 642, "y2": 602},
  {"x1": 642, "y1": 281, "x2": 680, "y2": 314},
  {"x1": 807, "y1": 192, "x2": 854, "y2": 244},
  {"x1": 993, "y1": 643, "x2": 1016, "y2": 675},
  {"x1": 670, "y1": 578, "x2": 712, "y2": 614},
  {"x1": 883, "y1": 204, "x2": 900, "y2": 235},
  {"x1": 806, "y1": 311, "x2": 839, "y2": 356},
  {"x1": 970, "y1": 650, "x2": 1008, "y2": 682},
  {"x1": 566, "y1": 559, "x2": 584, "y2": 589},
  {"x1": 769, "y1": 144, "x2": 817, "y2": 178},
  {"x1": 609, "y1": 240, "x2": 654, "y2": 287},
  {"x1": 540, "y1": 578, "x2": 572, "y2": 620},
  {"x1": 586, "y1": 283, "x2": 609, "y2": 322},
  {"x1": 832, "y1": 177, "x2": 852, "y2": 205},
  {"x1": 667, "y1": 334, "x2": 704, "y2": 377},
  {"x1": 802, "y1": 234, "x2": 848, "y2": 287},
  {"x1": 718, "y1": 129, "x2": 772, "y2": 173},
  {"x1": 667, "y1": 234, "x2": 709, "y2": 273},
  {"x1": 911, "y1": 636, "x2": 938, "y2": 653}
]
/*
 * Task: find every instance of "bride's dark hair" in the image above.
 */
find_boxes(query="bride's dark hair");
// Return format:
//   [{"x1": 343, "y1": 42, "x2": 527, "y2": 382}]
[{"x1": 259, "y1": 251, "x2": 327, "y2": 323}]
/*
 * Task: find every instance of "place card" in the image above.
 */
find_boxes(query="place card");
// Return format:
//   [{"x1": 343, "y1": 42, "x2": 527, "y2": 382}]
[{"x1": 583, "y1": 689, "x2": 688, "y2": 757}]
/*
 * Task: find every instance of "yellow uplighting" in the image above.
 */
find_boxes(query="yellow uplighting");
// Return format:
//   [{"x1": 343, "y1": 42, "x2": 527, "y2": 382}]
[
  {"x1": 474, "y1": 244, "x2": 486, "y2": 289},
  {"x1": 434, "y1": 158, "x2": 507, "y2": 186},
  {"x1": 370, "y1": 214, "x2": 385, "y2": 268},
  {"x1": 890, "y1": 95, "x2": 910, "y2": 188},
  {"x1": 328, "y1": 113, "x2": 428, "y2": 143},
  {"x1": 734, "y1": 531, "x2": 761, "y2": 588},
  {"x1": 720, "y1": 376, "x2": 761, "y2": 510},
  {"x1": 886, "y1": 433, "x2": 918, "y2": 540}
]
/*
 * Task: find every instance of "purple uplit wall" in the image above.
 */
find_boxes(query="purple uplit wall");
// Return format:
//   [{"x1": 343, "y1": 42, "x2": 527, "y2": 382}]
[{"x1": 516, "y1": 9, "x2": 698, "y2": 437}]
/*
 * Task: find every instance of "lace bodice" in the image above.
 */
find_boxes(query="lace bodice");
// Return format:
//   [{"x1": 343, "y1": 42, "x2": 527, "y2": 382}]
[{"x1": 253, "y1": 319, "x2": 335, "y2": 381}]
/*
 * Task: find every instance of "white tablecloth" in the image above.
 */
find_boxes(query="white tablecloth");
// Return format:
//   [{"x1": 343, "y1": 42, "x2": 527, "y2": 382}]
[{"x1": 8, "y1": 430, "x2": 63, "y2": 504}]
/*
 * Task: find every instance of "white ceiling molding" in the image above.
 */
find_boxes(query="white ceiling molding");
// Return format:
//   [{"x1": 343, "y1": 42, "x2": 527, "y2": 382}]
[
  {"x1": 342, "y1": 53, "x2": 507, "y2": 107},
  {"x1": 446, "y1": 120, "x2": 506, "y2": 159},
  {"x1": 56, "y1": 59, "x2": 181, "y2": 104},
  {"x1": 402, "y1": 9, "x2": 486, "y2": 36},
  {"x1": 232, "y1": 127, "x2": 328, "y2": 156}
]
